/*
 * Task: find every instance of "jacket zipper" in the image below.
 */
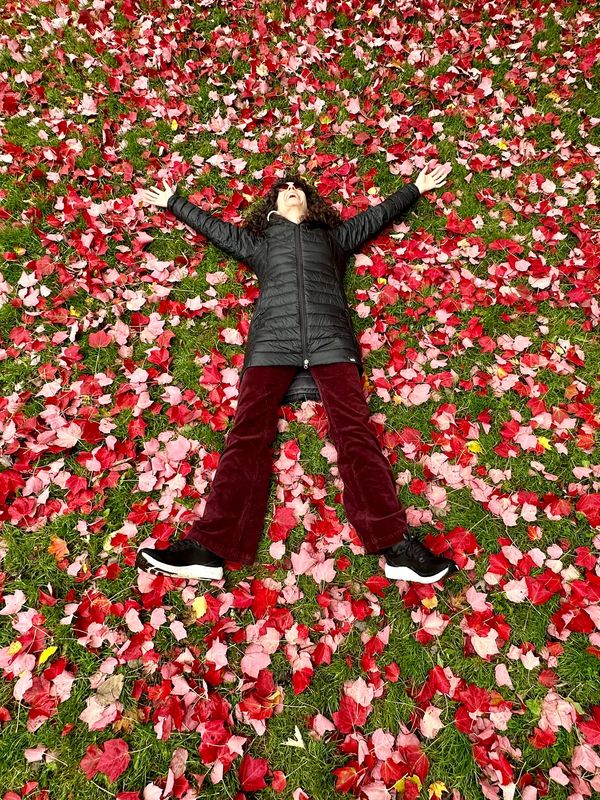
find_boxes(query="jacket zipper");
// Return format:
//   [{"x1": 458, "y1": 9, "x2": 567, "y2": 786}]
[{"x1": 295, "y1": 225, "x2": 309, "y2": 369}]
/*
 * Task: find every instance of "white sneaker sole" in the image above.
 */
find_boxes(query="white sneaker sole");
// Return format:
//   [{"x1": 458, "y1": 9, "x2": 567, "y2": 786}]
[
  {"x1": 384, "y1": 564, "x2": 452, "y2": 583},
  {"x1": 139, "y1": 551, "x2": 223, "y2": 581}
]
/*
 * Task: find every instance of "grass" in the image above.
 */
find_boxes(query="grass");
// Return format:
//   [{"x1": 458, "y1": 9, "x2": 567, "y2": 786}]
[{"x1": 1, "y1": 2, "x2": 599, "y2": 799}]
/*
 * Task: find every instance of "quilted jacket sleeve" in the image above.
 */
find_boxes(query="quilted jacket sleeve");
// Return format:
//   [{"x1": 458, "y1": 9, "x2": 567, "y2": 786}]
[
  {"x1": 166, "y1": 191, "x2": 261, "y2": 267},
  {"x1": 330, "y1": 182, "x2": 421, "y2": 255}
]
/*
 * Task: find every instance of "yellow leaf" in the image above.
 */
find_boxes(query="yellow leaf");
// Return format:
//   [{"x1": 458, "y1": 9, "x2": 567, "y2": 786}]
[
  {"x1": 394, "y1": 774, "x2": 423, "y2": 793},
  {"x1": 467, "y1": 441, "x2": 482, "y2": 453},
  {"x1": 69, "y1": 306, "x2": 81, "y2": 318},
  {"x1": 171, "y1": 119, "x2": 178, "y2": 130},
  {"x1": 377, "y1": 277, "x2": 387, "y2": 285},
  {"x1": 392, "y1": 394, "x2": 402, "y2": 404},
  {"x1": 39, "y1": 646, "x2": 57, "y2": 665},
  {"x1": 422, "y1": 596, "x2": 438, "y2": 609},
  {"x1": 192, "y1": 596, "x2": 207, "y2": 618},
  {"x1": 497, "y1": 139, "x2": 508, "y2": 150},
  {"x1": 546, "y1": 91, "x2": 560, "y2": 102},
  {"x1": 267, "y1": 688, "x2": 283, "y2": 705},
  {"x1": 8, "y1": 641, "x2": 22, "y2": 656},
  {"x1": 496, "y1": 366, "x2": 508, "y2": 379},
  {"x1": 429, "y1": 781, "x2": 448, "y2": 799},
  {"x1": 537, "y1": 436, "x2": 551, "y2": 450}
]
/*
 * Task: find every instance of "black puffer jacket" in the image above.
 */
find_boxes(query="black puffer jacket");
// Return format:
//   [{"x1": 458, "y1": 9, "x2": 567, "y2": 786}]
[{"x1": 166, "y1": 182, "x2": 421, "y2": 404}]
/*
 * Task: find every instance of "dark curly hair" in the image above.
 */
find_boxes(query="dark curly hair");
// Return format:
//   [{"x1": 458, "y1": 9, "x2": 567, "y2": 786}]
[{"x1": 240, "y1": 172, "x2": 344, "y2": 237}]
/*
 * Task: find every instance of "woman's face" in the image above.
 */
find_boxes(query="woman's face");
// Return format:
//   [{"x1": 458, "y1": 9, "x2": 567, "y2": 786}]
[{"x1": 275, "y1": 181, "x2": 308, "y2": 219}]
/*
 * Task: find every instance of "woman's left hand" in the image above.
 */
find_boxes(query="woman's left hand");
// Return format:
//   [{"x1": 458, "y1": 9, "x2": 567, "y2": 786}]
[
  {"x1": 414, "y1": 163, "x2": 451, "y2": 194},
  {"x1": 138, "y1": 179, "x2": 179, "y2": 209}
]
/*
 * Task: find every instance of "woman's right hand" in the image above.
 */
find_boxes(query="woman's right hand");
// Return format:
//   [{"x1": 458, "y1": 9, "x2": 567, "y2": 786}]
[{"x1": 138, "y1": 179, "x2": 179, "y2": 208}]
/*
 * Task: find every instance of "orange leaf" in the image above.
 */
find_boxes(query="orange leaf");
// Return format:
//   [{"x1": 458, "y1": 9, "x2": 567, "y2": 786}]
[{"x1": 48, "y1": 537, "x2": 69, "y2": 560}]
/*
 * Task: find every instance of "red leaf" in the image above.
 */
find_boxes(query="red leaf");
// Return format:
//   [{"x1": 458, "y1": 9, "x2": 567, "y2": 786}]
[
  {"x1": 80, "y1": 744, "x2": 103, "y2": 780},
  {"x1": 98, "y1": 739, "x2": 131, "y2": 782},
  {"x1": 250, "y1": 578, "x2": 279, "y2": 618},
  {"x1": 238, "y1": 754, "x2": 268, "y2": 792},
  {"x1": 525, "y1": 570, "x2": 562, "y2": 605},
  {"x1": 538, "y1": 669, "x2": 559, "y2": 688},
  {"x1": 312, "y1": 641, "x2": 333, "y2": 666},
  {"x1": 271, "y1": 770, "x2": 286, "y2": 792},
  {"x1": 81, "y1": 739, "x2": 130, "y2": 782},
  {"x1": 88, "y1": 330, "x2": 113, "y2": 347},
  {"x1": 364, "y1": 575, "x2": 390, "y2": 597},
  {"x1": 579, "y1": 706, "x2": 600, "y2": 746},
  {"x1": 331, "y1": 695, "x2": 370, "y2": 734},
  {"x1": 332, "y1": 765, "x2": 359, "y2": 793},
  {"x1": 530, "y1": 726, "x2": 556, "y2": 749},
  {"x1": 292, "y1": 667, "x2": 313, "y2": 695},
  {"x1": 576, "y1": 493, "x2": 600, "y2": 527}
]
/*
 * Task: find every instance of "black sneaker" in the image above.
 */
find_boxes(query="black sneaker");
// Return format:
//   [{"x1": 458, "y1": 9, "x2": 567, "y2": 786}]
[
  {"x1": 379, "y1": 534, "x2": 459, "y2": 584},
  {"x1": 135, "y1": 538, "x2": 224, "y2": 581}
]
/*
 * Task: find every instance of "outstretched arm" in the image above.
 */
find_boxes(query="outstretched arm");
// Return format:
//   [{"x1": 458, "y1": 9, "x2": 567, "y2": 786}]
[
  {"x1": 166, "y1": 191, "x2": 261, "y2": 267},
  {"x1": 330, "y1": 163, "x2": 451, "y2": 255},
  {"x1": 330, "y1": 182, "x2": 421, "y2": 255},
  {"x1": 138, "y1": 179, "x2": 261, "y2": 268}
]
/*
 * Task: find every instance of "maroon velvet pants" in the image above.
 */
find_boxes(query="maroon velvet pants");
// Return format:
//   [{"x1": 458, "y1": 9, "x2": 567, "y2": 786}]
[{"x1": 184, "y1": 363, "x2": 408, "y2": 565}]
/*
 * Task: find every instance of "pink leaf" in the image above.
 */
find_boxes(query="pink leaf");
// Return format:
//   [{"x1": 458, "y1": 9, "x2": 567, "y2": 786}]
[
  {"x1": 420, "y1": 705, "x2": 444, "y2": 739},
  {"x1": 240, "y1": 645, "x2": 271, "y2": 678}
]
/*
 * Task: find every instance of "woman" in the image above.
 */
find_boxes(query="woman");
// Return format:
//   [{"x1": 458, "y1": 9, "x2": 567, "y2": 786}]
[{"x1": 135, "y1": 165, "x2": 459, "y2": 585}]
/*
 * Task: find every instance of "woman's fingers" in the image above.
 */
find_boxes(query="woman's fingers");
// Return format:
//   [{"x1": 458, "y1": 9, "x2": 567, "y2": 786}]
[
  {"x1": 139, "y1": 187, "x2": 164, "y2": 206},
  {"x1": 136, "y1": 181, "x2": 177, "y2": 208},
  {"x1": 162, "y1": 180, "x2": 176, "y2": 197}
]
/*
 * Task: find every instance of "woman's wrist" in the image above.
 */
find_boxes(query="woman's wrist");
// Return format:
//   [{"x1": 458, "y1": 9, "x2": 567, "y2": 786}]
[{"x1": 166, "y1": 191, "x2": 179, "y2": 211}]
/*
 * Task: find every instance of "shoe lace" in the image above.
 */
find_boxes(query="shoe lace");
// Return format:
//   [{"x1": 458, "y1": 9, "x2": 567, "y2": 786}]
[
  {"x1": 401, "y1": 534, "x2": 431, "y2": 564},
  {"x1": 169, "y1": 539, "x2": 198, "y2": 552}
]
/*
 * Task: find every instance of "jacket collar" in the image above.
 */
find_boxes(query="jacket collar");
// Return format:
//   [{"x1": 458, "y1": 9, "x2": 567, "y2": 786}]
[{"x1": 267, "y1": 211, "x2": 328, "y2": 230}]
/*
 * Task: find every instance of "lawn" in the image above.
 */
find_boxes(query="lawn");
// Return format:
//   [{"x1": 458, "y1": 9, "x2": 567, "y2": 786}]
[{"x1": 0, "y1": 2, "x2": 599, "y2": 800}]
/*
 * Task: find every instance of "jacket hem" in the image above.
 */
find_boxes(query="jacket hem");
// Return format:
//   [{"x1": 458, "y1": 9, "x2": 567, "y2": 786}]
[{"x1": 242, "y1": 349, "x2": 362, "y2": 371}]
